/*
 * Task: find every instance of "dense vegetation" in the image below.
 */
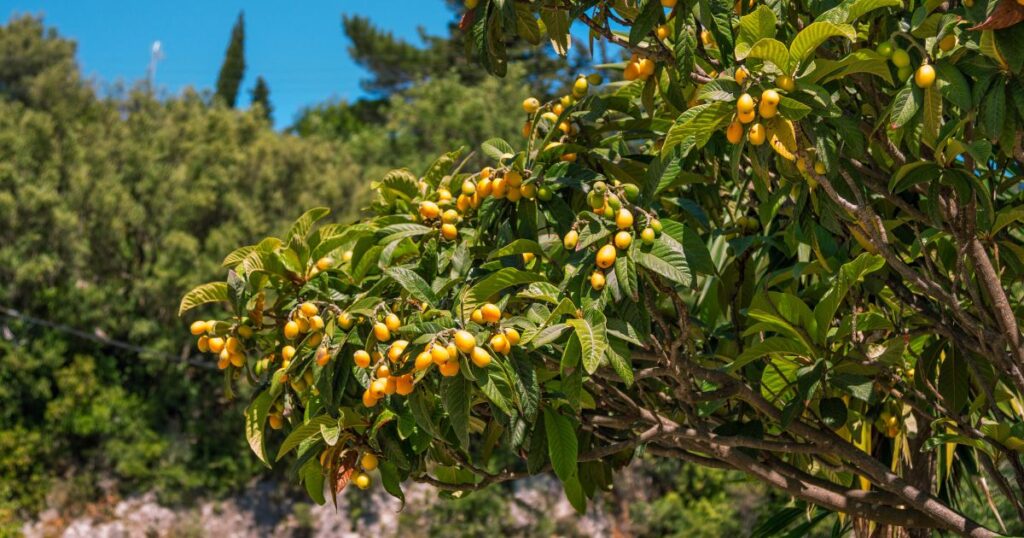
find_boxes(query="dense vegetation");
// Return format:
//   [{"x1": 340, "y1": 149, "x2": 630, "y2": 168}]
[{"x1": 183, "y1": 1, "x2": 1024, "y2": 537}]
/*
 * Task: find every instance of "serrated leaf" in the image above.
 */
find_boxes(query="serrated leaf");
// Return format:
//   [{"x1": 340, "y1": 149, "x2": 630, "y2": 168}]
[
  {"x1": 514, "y1": 3, "x2": 541, "y2": 45},
  {"x1": 567, "y1": 312, "x2": 609, "y2": 374},
  {"x1": 789, "y1": 22, "x2": 856, "y2": 66},
  {"x1": 244, "y1": 390, "x2": 274, "y2": 467},
  {"x1": 277, "y1": 415, "x2": 337, "y2": 461},
  {"x1": 543, "y1": 408, "x2": 577, "y2": 482},
  {"x1": 442, "y1": 375, "x2": 471, "y2": 450},
  {"x1": 179, "y1": 282, "x2": 229, "y2": 316},
  {"x1": 736, "y1": 5, "x2": 777, "y2": 57},
  {"x1": 481, "y1": 138, "x2": 516, "y2": 161},
  {"x1": 385, "y1": 267, "x2": 439, "y2": 306},
  {"x1": 743, "y1": 38, "x2": 790, "y2": 70},
  {"x1": 462, "y1": 268, "x2": 545, "y2": 317},
  {"x1": 288, "y1": 207, "x2": 331, "y2": 243},
  {"x1": 890, "y1": 84, "x2": 921, "y2": 129},
  {"x1": 767, "y1": 118, "x2": 798, "y2": 161}
]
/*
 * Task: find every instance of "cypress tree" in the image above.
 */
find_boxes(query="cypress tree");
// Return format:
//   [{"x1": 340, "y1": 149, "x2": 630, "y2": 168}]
[
  {"x1": 250, "y1": 76, "x2": 272, "y2": 123},
  {"x1": 214, "y1": 12, "x2": 245, "y2": 107}
]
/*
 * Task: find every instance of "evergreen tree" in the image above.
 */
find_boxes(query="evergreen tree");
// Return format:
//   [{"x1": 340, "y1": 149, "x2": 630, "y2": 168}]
[
  {"x1": 214, "y1": 12, "x2": 245, "y2": 108},
  {"x1": 250, "y1": 75, "x2": 272, "y2": 123}
]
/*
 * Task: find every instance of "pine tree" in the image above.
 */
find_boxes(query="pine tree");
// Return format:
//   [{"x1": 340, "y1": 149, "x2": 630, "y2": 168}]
[
  {"x1": 214, "y1": 12, "x2": 246, "y2": 108},
  {"x1": 250, "y1": 76, "x2": 272, "y2": 123}
]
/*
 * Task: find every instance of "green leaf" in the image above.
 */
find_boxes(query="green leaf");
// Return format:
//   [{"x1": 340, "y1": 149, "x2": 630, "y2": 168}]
[
  {"x1": 385, "y1": 267, "x2": 439, "y2": 306},
  {"x1": 562, "y1": 475, "x2": 587, "y2": 514},
  {"x1": 442, "y1": 375, "x2": 471, "y2": 450},
  {"x1": 635, "y1": 238, "x2": 691, "y2": 286},
  {"x1": 287, "y1": 207, "x2": 330, "y2": 243},
  {"x1": 244, "y1": 390, "x2": 274, "y2": 467},
  {"x1": 488, "y1": 239, "x2": 544, "y2": 260},
  {"x1": 539, "y1": 7, "x2": 571, "y2": 56},
  {"x1": 662, "y1": 101, "x2": 733, "y2": 155},
  {"x1": 222, "y1": 245, "x2": 255, "y2": 268},
  {"x1": 889, "y1": 83, "x2": 921, "y2": 129},
  {"x1": 629, "y1": 0, "x2": 663, "y2": 47},
  {"x1": 567, "y1": 311, "x2": 609, "y2": 374},
  {"x1": 481, "y1": 138, "x2": 515, "y2": 161},
  {"x1": 276, "y1": 415, "x2": 337, "y2": 461},
  {"x1": 379, "y1": 461, "x2": 406, "y2": 503},
  {"x1": 462, "y1": 268, "x2": 545, "y2": 317},
  {"x1": 300, "y1": 458, "x2": 326, "y2": 505},
  {"x1": 939, "y1": 351, "x2": 969, "y2": 413},
  {"x1": 735, "y1": 5, "x2": 777, "y2": 57},
  {"x1": 543, "y1": 408, "x2": 578, "y2": 482},
  {"x1": 788, "y1": 23, "x2": 856, "y2": 66},
  {"x1": 514, "y1": 2, "x2": 541, "y2": 45},
  {"x1": 813, "y1": 253, "x2": 885, "y2": 343},
  {"x1": 743, "y1": 38, "x2": 790, "y2": 71},
  {"x1": 921, "y1": 85, "x2": 942, "y2": 148},
  {"x1": 178, "y1": 282, "x2": 229, "y2": 316}
]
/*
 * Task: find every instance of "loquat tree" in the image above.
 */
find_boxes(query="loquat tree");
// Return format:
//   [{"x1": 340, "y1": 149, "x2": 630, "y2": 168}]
[{"x1": 181, "y1": 1, "x2": 1024, "y2": 536}]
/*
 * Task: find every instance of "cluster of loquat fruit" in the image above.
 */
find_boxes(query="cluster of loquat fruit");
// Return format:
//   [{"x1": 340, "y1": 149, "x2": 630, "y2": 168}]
[
  {"x1": 563, "y1": 180, "x2": 662, "y2": 291},
  {"x1": 874, "y1": 40, "x2": 937, "y2": 89}
]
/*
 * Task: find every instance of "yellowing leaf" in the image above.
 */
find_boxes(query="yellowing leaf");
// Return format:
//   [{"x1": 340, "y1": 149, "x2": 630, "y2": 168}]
[{"x1": 767, "y1": 118, "x2": 798, "y2": 161}]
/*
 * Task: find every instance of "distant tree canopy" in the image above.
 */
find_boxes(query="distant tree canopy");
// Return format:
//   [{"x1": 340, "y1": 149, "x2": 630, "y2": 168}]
[
  {"x1": 215, "y1": 12, "x2": 246, "y2": 108},
  {"x1": 251, "y1": 75, "x2": 273, "y2": 123}
]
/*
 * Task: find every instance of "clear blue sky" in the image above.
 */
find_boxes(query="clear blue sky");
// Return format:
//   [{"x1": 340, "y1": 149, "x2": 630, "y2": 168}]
[{"x1": 5, "y1": 1, "x2": 454, "y2": 126}]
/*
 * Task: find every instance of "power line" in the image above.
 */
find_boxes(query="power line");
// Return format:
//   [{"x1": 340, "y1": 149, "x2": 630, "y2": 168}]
[{"x1": 0, "y1": 305, "x2": 217, "y2": 371}]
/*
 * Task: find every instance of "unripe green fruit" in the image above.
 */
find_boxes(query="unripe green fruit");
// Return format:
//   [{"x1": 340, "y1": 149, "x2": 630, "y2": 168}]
[
  {"x1": 606, "y1": 194, "x2": 621, "y2": 211},
  {"x1": 537, "y1": 186, "x2": 553, "y2": 201},
  {"x1": 603, "y1": 205, "x2": 615, "y2": 219},
  {"x1": 586, "y1": 73, "x2": 603, "y2": 86},
  {"x1": 876, "y1": 41, "x2": 894, "y2": 58},
  {"x1": 650, "y1": 219, "x2": 663, "y2": 234},
  {"x1": 891, "y1": 48, "x2": 910, "y2": 68},
  {"x1": 897, "y1": 65, "x2": 913, "y2": 82},
  {"x1": 588, "y1": 191, "x2": 605, "y2": 209},
  {"x1": 623, "y1": 184, "x2": 640, "y2": 202},
  {"x1": 593, "y1": 181, "x2": 607, "y2": 194}
]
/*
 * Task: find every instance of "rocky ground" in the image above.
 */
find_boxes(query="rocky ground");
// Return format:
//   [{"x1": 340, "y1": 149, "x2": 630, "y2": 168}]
[{"x1": 22, "y1": 475, "x2": 612, "y2": 538}]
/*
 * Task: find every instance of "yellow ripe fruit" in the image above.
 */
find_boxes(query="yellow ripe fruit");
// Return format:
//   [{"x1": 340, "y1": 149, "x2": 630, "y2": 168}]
[
  {"x1": 360, "y1": 452, "x2": 379, "y2": 471},
  {"x1": 373, "y1": 322, "x2": 391, "y2": 342},
  {"x1": 761, "y1": 89, "x2": 780, "y2": 107},
  {"x1": 736, "y1": 93, "x2": 755, "y2": 114},
  {"x1": 362, "y1": 389, "x2": 378, "y2": 408},
  {"x1": 446, "y1": 342, "x2": 459, "y2": 360},
  {"x1": 490, "y1": 333, "x2": 511, "y2": 354},
  {"x1": 758, "y1": 100, "x2": 777, "y2": 119},
  {"x1": 481, "y1": 303, "x2": 502, "y2": 323},
  {"x1": 738, "y1": 108, "x2": 756, "y2": 124},
  {"x1": 437, "y1": 188, "x2": 452, "y2": 202},
  {"x1": 735, "y1": 66, "x2": 748, "y2": 85},
  {"x1": 624, "y1": 61, "x2": 640, "y2": 81},
  {"x1": 596, "y1": 244, "x2": 617, "y2": 269},
  {"x1": 641, "y1": 227, "x2": 656, "y2": 244},
  {"x1": 300, "y1": 302, "x2": 318, "y2": 317},
  {"x1": 282, "y1": 345, "x2": 297, "y2": 362},
  {"x1": 776, "y1": 75, "x2": 795, "y2": 92},
  {"x1": 748, "y1": 123, "x2": 766, "y2": 146},
  {"x1": 504, "y1": 328, "x2": 520, "y2": 346},
  {"x1": 414, "y1": 351, "x2": 433, "y2": 371},
  {"x1": 814, "y1": 160, "x2": 827, "y2": 175},
  {"x1": 522, "y1": 97, "x2": 540, "y2": 113},
  {"x1": 616, "y1": 208, "x2": 634, "y2": 230},
  {"x1": 491, "y1": 177, "x2": 508, "y2": 199},
  {"x1": 561, "y1": 153, "x2": 577, "y2": 162},
  {"x1": 376, "y1": 363, "x2": 391, "y2": 378},
  {"x1": 454, "y1": 330, "x2": 476, "y2": 353},
  {"x1": 441, "y1": 223, "x2": 458, "y2": 240},
  {"x1": 637, "y1": 58, "x2": 655, "y2": 78},
  {"x1": 316, "y1": 347, "x2": 331, "y2": 367},
  {"x1": 208, "y1": 336, "x2": 226, "y2": 353},
  {"x1": 656, "y1": 25, "x2": 670, "y2": 40},
  {"x1": 354, "y1": 349, "x2": 371, "y2": 368},
  {"x1": 396, "y1": 374, "x2": 415, "y2": 395},
  {"x1": 614, "y1": 231, "x2": 633, "y2": 249},
  {"x1": 338, "y1": 312, "x2": 354, "y2": 330},
  {"x1": 282, "y1": 320, "x2": 300, "y2": 340},
  {"x1": 552, "y1": 103, "x2": 564, "y2": 116},
  {"x1": 939, "y1": 34, "x2": 956, "y2": 52},
  {"x1": 470, "y1": 308, "x2": 484, "y2": 324},
  {"x1": 342, "y1": 250, "x2": 353, "y2": 262},
  {"x1": 388, "y1": 340, "x2": 408, "y2": 361},
  {"x1": 384, "y1": 376, "x2": 398, "y2": 395},
  {"x1": 456, "y1": 194, "x2": 471, "y2": 212},
  {"x1": 431, "y1": 343, "x2": 451, "y2": 365},
  {"x1": 573, "y1": 76, "x2": 589, "y2": 96},
  {"x1": 197, "y1": 335, "x2": 210, "y2": 352},
  {"x1": 726, "y1": 121, "x2": 744, "y2": 144},
  {"x1": 590, "y1": 270, "x2": 606, "y2": 290},
  {"x1": 385, "y1": 313, "x2": 402, "y2": 332},
  {"x1": 370, "y1": 378, "x2": 388, "y2": 399},
  {"x1": 662, "y1": 0, "x2": 677, "y2": 7},
  {"x1": 505, "y1": 171, "x2": 523, "y2": 188},
  {"x1": 520, "y1": 183, "x2": 537, "y2": 199},
  {"x1": 439, "y1": 360, "x2": 461, "y2": 377},
  {"x1": 419, "y1": 201, "x2": 440, "y2": 219},
  {"x1": 309, "y1": 315, "x2": 325, "y2": 331},
  {"x1": 308, "y1": 332, "x2": 323, "y2": 347},
  {"x1": 217, "y1": 354, "x2": 230, "y2": 370},
  {"x1": 506, "y1": 186, "x2": 523, "y2": 202},
  {"x1": 237, "y1": 325, "x2": 254, "y2": 339},
  {"x1": 316, "y1": 257, "x2": 334, "y2": 271},
  {"x1": 442, "y1": 209, "x2": 460, "y2": 224},
  {"x1": 471, "y1": 346, "x2": 492, "y2": 367},
  {"x1": 558, "y1": 121, "x2": 571, "y2": 134},
  {"x1": 229, "y1": 352, "x2": 245, "y2": 368},
  {"x1": 268, "y1": 414, "x2": 284, "y2": 430},
  {"x1": 915, "y1": 64, "x2": 936, "y2": 88},
  {"x1": 477, "y1": 178, "x2": 493, "y2": 197},
  {"x1": 465, "y1": 0, "x2": 478, "y2": 8},
  {"x1": 296, "y1": 318, "x2": 311, "y2": 334},
  {"x1": 563, "y1": 230, "x2": 579, "y2": 250},
  {"x1": 522, "y1": 252, "x2": 535, "y2": 265},
  {"x1": 190, "y1": 320, "x2": 208, "y2": 335}
]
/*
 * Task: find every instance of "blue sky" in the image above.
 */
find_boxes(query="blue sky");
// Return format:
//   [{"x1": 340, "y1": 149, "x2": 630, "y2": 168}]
[{"x1": 5, "y1": 1, "x2": 454, "y2": 125}]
